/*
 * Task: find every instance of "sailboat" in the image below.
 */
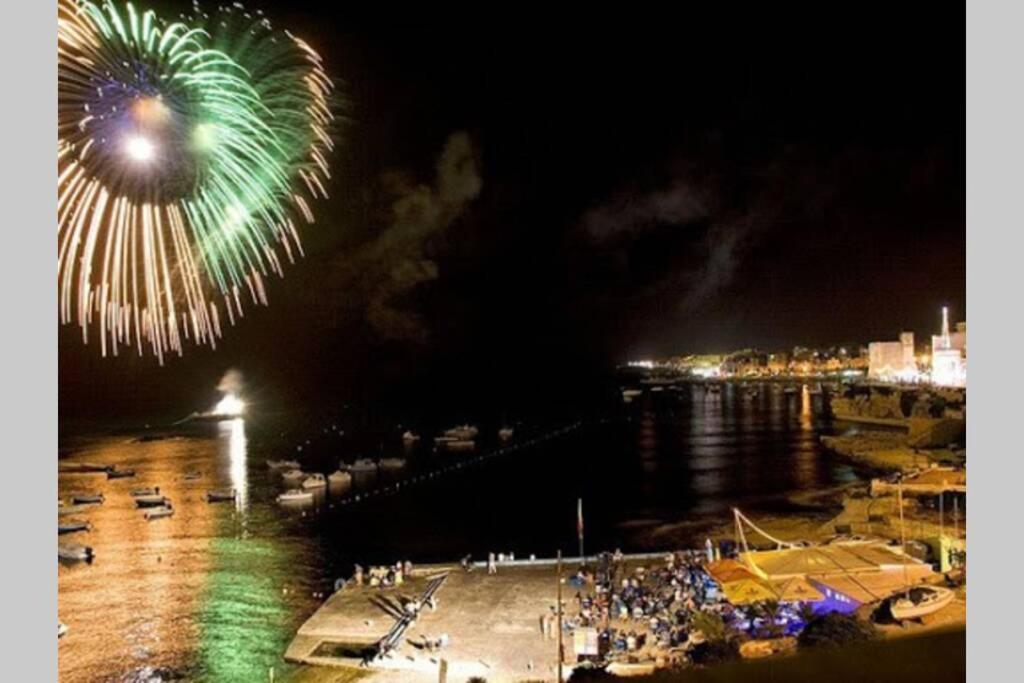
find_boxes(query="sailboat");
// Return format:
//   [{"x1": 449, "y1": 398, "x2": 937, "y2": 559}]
[{"x1": 889, "y1": 480, "x2": 955, "y2": 621}]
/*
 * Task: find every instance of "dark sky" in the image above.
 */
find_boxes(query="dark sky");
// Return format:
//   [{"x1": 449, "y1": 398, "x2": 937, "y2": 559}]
[{"x1": 59, "y1": 5, "x2": 965, "y2": 419}]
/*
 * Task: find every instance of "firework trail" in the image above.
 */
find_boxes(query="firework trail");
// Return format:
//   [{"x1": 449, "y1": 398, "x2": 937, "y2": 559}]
[{"x1": 57, "y1": 0, "x2": 336, "y2": 362}]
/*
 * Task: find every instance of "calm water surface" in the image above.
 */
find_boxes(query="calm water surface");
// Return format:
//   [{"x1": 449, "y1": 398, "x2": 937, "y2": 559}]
[{"x1": 58, "y1": 383, "x2": 859, "y2": 681}]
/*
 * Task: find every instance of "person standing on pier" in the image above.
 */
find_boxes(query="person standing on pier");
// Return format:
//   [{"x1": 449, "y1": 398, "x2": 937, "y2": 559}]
[{"x1": 488, "y1": 552, "x2": 497, "y2": 575}]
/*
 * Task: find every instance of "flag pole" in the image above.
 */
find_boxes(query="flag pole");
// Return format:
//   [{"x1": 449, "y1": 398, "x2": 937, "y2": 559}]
[
  {"x1": 577, "y1": 498, "x2": 585, "y2": 566},
  {"x1": 556, "y1": 550, "x2": 563, "y2": 682}
]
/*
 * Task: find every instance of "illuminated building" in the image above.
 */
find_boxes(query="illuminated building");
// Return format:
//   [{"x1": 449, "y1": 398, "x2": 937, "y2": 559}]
[
  {"x1": 868, "y1": 332, "x2": 917, "y2": 382},
  {"x1": 931, "y1": 307, "x2": 967, "y2": 387}
]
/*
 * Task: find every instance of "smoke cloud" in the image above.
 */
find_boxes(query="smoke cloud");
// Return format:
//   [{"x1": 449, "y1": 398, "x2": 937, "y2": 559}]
[
  {"x1": 216, "y1": 368, "x2": 244, "y2": 395},
  {"x1": 343, "y1": 131, "x2": 482, "y2": 342}
]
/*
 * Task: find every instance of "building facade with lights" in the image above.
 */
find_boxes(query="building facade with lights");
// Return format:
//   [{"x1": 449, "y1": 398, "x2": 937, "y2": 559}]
[
  {"x1": 931, "y1": 307, "x2": 966, "y2": 387},
  {"x1": 868, "y1": 332, "x2": 917, "y2": 382}
]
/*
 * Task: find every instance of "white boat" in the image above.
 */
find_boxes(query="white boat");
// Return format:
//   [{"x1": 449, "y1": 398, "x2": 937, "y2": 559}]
[
  {"x1": 58, "y1": 622, "x2": 68, "y2": 639},
  {"x1": 380, "y1": 458, "x2": 406, "y2": 470},
  {"x1": 58, "y1": 543, "x2": 94, "y2": 561},
  {"x1": 281, "y1": 469, "x2": 306, "y2": 483},
  {"x1": 267, "y1": 459, "x2": 301, "y2": 470},
  {"x1": 889, "y1": 586, "x2": 954, "y2": 621},
  {"x1": 206, "y1": 489, "x2": 237, "y2": 502},
  {"x1": 328, "y1": 470, "x2": 353, "y2": 486},
  {"x1": 443, "y1": 439, "x2": 475, "y2": 452},
  {"x1": 498, "y1": 427, "x2": 514, "y2": 441},
  {"x1": 134, "y1": 494, "x2": 169, "y2": 508},
  {"x1": 302, "y1": 473, "x2": 327, "y2": 490},
  {"x1": 58, "y1": 521, "x2": 91, "y2": 535},
  {"x1": 349, "y1": 459, "x2": 379, "y2": 474},
  {"x1": 401, "y1": 431, "x2": 421, "y2": 443},
  {"x1": 145, "y1": 505, "x2": 174, "y2": 520},
  {"x1": 444, "y1": 424, "x2": 478, "y2": 440},
  {"x1": 277, "y1": 489, "x2": 314, "y2": 504}
]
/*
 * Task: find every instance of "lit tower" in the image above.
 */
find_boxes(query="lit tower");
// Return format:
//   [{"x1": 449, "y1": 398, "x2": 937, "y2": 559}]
[{"x1": 939, "y1": 305, "x2": 951, "y2": 351}]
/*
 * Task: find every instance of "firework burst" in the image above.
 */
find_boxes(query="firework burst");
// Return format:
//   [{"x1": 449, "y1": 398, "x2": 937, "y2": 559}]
[{"x1": 57, "y1": 0, "x2": 336, "y2": 362}]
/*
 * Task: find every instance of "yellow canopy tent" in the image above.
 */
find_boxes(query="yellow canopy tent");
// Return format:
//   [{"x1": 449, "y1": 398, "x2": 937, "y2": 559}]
[
  {"x1": 771, "y1": 576, "x2": 825, "y2": 603},
  {"x1": 721, "y1": 578, "x2": 778, "y2": 605}
]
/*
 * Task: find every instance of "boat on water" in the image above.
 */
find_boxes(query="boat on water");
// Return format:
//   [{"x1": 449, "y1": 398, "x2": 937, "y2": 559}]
[
  {"x1": 106, "y1": 468, "x2": 136, "y2": 480},
  {"x1": 58, "y1": 622, "x2": 68, "y2": 639},
  {"x1": 267, "y1": 459, "x2": 301, "y2": 470},
  {"x1": 281, "y1": 469, "x2": 306, "y2": 484},
  {"x1": 889, "y1": 585, "x2": 954, "y2": 621},
  {"x1": 380, "y1": 458, "x2": 406, "y2": 470},
  {"x1": 349, "y1": 459, "x2": 379, "y2": 474},
  {"x1": 58, "y1": 521, "x2": 91, "y2": 535},
  {"x1": 58, "y1": 543, "x2": 94, "y2": 561},
  {"x1": 277, "y1": 489, "x2": 314, "y2": 504},
  {"x1": 130, "y1": 487, "x2": 159, "y2": 498},
  {"x1": 206, "y1": 489, "x2": 237, "y2": 503},
  {"x1": 71, "y1": 493, "x2": 104, "y2": 505},
  {"x1": 444, "y1": 439, "x2": 476, "y2": 452},
  {"x1": 328, "y1": 470, "x2": 353, "y2": 486},
  {"x1": 444, "y1": 424, "x2": 479, "y2": 440},
  {"x1": 134, "y1": 494, "x2": 169, "y2": 508},
  {"x1": 59, "y1": 462, "x2": 112, "y2": 474},
  {"x1": 401, "y1": 431, "x2": 421, "y2": 443},
  {"x1": 302, "y1": 473, "x2": 327, "y2": 490},
  {"x1": 145, "y1": 505, "x2": 174, "y2": 520}
]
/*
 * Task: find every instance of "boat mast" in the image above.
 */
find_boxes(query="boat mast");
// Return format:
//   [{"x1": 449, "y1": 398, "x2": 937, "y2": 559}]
[{"x1": 898, "y1": 480, "x2": 909, "y2": 598}]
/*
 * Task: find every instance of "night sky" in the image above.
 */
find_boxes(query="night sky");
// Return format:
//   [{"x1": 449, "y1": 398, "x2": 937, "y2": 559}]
[{"x1": 59, "y1": 5, "x2": 965, "y2": 419}]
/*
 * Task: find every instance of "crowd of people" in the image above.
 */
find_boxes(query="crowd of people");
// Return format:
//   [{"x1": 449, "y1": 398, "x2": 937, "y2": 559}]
[
  {"x1": 350, "y1": 560, "x2": 414, "y2": 588},
  {"x1": 555, "y1": 550, "x2": 736, "y2": 663}
]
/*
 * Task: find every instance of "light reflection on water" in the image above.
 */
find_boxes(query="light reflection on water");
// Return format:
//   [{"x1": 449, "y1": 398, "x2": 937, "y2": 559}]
[{"x1": 58, "y1": 388, "x2": 859, "y2": 681}]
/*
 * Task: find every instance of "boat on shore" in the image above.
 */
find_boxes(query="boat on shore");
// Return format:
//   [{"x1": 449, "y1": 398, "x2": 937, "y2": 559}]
[
  {"x1": 302, "y1": 473, "x2": 327, "y2": 490},
  {"x1": 444, "y1": 439, "x2": 476, "y2": 452},
  {"x1": 134, "y1": 494, "x2": 169, "y2": 508},
  {"x1": 889, "y1": 585, "x2": 954, "y2": 621},
  {"x1": 145, "y1": 505, "x2": 174, "y2": 520},
  {"x1": 277, "y1": 489, "x2": 314, "y2": 504},
  {"x1": 130, "y1": 487, "x2": 159, "y2": 498},
  {"x1": 58, "y1": 543, "x2": 94, "y2": 562},
  {"x1": 267, "y1": 459, "x2": 301, "y2": 470},
  {"x1": 58, "y1": 521, "x2": 91, "y2": 535},
  {"x1": 59, "y1": 462, "x2": 112, "y2": 474},
  {"x1": 58, "y1": 622, "x2": 68, "y2": 639},
  {"x1": 106, "y1": 468, "x2": 136, "y2": 480},
  {"x1": 71, "y1": 493, "x2": 104, "y2": 505},
  {"x1": 206, "y1": 489, "x2": 237, "y2": 503}
]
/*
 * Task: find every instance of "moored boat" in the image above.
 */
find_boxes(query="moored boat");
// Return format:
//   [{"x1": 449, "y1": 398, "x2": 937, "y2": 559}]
[
  {"x1": 444, "y1": 424, "x2": 479, "y2": 440},
  {"x1": 380, "y1": 458, "x2": 406, "y2": 470},
  {"x1": 130, "y1": 487, "x2": 159, "y2": 498},
  {"x1": 281, "y1": 469, "x2": 306, "y2": 484},
  {"x1": 277, "y1": 489, "x2": 314, "y2": 504},
  {"x1": 499, "y1": 427, "x2": 514, "y2": 441},
  {"x1": 58, "y1": 543, "x2": 94, "y2": 561},
  {"x1": 71, "y1": 493, "x2": 104, "y2": 505},
  {"x1": 302, "y1": 473, "x2": 327, "y2": 490},
  {"x1": 349, "y1": 459, "x2": 379, "y2": 474},
  {"x1": 58, "y1": 521, "x2": 91, "y2": 535},
  {"x1": 145, "y1": 505, "x2": 174, "y2": 520},
  {"x1": 206, "y1": 489, "x2": 237, "y2": 503},
  {"x1": 443, "y1": 439, "x2": 476, "y2": 452},
  {"x1": 267, "y1": 459, "x2": 301, "y2": 470},
  {"x1": 58, "y1": 622, "x2": 68, "y2": 639},
  {"x1": 328, "y1": 470, "x2": 353, "y2": 486},
  {"x1": 134, "y1": 494, "x2": 169, "y2": 508},
  {"x1": 106, "y1": 468, "x2": 136, "y2": 480},
  {"x1": 401, "y1": 431, "x2": 421, "y2": 443}
]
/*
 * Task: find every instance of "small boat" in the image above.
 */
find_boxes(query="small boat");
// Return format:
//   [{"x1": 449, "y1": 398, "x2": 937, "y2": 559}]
[
  {"x1": 281, "y1": 469, "x2": 306, "y2": 484},
  {"x1": 498, "y1": 427, "x2": 514, "y2": 441},
  {"x1": 379, "y1": 458, "x2": 406, "y2": 470},
  {"x1": 302, "y1": 473, "x2": 327, "y2": 490},
  {"x1": 267, "y1": 459, "x2": 301, "y2": 470},
  {"x1": 444, "y1": 425, "x2": 479, "y2": 440},
  {"x1": 71, "y1": 493, "x2": 104, "y2": 505},
  {"x1": 889, "y1": 585, "x2": 954, "y2": 621},
  {"x1": 106, "y1": 468, "x2": 136, "y2": 480},
  {"x1": 130, "y1": 487, "x2": 159, "y2": 498},
  {"x1": 58, "y1": 622, "x2": 68, "y2": 639},
  {"x1": 134, "y1": 494, "x2": 169, "y2": 508},
  {"x1": 145, "y1": 505, "x2": 174, "y2": 520},
  {"x1": 434, "y1": 436, "x2": 458, "y2": 445},
  {"x1": 328, "y1": 470, "x2": 353, "y2": 486},
  {"x1": 349, "y1": 459, "x2": 379, "y2": 474},
  {"x1": 277, "y1": 489, "x2": 314, "y2": 504},
  {"x1": 58, "y1": 543, "x2": 94, "y2": 561},
  {"x1": 401, "y1": 431, "x2": 421, "y2": 443},
  {"x1": 58, "y1": 521, "x2": 91, "y2": 535},
  {"x1": 443, "y1": 439, "x2": 476, "y2": 452},
  {"x1": 183, "y1": 470, "x2": 202, "y2": 481},
  {"x1": 59, "y1": 462, "x2": 112, "y2": 474},
  {"x1": 206, "y1": 489, "x2": 237, "y2": 503}
]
